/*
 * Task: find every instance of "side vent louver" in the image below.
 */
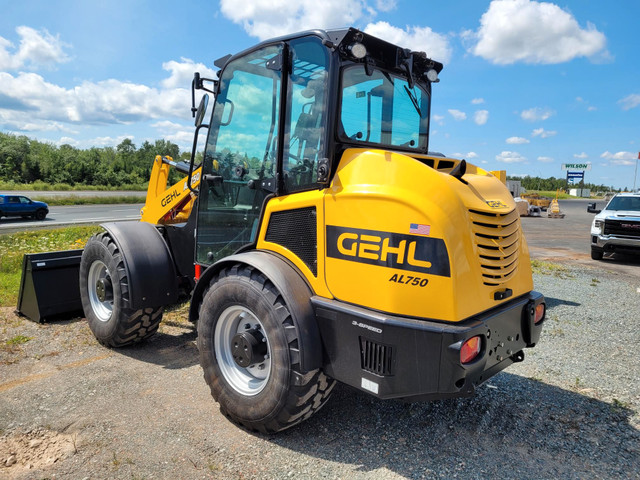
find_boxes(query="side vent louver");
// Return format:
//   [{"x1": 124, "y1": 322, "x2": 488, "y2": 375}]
[
  {"x1": 360, "y1": 337, "x2": 394, "y2": 376},
  {"x1": 468, "y1": 208, "x2": 520, "y2": 286}
]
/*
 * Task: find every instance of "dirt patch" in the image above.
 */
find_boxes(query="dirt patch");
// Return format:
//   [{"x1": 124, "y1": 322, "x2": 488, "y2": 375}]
[{"x1": 0, "y1": 428, "x2": 77, "y2": 473}]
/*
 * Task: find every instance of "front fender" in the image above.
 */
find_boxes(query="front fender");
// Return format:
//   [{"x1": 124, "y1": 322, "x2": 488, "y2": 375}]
[{"x1": 101, "y1": 222, "x2": 179, "y2": 309}]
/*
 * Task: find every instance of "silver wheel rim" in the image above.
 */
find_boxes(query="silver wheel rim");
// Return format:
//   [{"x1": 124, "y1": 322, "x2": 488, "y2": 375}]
[
  {"x1": 87, "y1": 260, "x2": 113, "y2": 322},
  {"x1": 214, "y1": 305, "x2": 271, "y2": 396}
]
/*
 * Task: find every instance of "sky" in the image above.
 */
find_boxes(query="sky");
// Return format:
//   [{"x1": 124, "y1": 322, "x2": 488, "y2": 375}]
[{"x1": 1, "y1": 0, "x2": 639, "y2": 189}]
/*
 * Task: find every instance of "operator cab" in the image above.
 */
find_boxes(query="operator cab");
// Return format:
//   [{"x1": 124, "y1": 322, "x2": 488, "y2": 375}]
[{"x1": 190, "y1": 28, "x2": 443, "y2": 266}]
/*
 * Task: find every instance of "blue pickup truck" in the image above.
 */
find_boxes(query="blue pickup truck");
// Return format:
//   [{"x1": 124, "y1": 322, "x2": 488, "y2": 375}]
[{"x1": 0, "y1": 194, "x2": 49, "y2": 220}]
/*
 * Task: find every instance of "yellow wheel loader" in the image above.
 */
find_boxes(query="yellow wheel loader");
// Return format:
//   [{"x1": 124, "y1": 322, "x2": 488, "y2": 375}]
[{"x1": 67, "y1": 28, "x2": 546, "y2": 433}]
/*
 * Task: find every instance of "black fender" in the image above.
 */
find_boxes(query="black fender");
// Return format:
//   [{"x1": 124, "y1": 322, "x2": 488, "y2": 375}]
[
  {"x1": 189, "y1": 250, "x2": 322, "y2": 373},
  {"x1": 101, "y1": 222, "x2": 179, "y2": 309}
]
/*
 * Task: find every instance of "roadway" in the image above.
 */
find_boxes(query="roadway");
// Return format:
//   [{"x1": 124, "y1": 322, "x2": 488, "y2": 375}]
[
  {"x1": 521, "y1": 198, "x2": 639, "y2": 276},
  {"x1": 0, "y1": 203, "x2": 143, "y2": 234}
]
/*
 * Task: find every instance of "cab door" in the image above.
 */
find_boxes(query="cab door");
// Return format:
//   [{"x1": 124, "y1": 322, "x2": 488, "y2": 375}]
[{"x1": 195, "y1": 45, "x2": 283, "y2": 265}]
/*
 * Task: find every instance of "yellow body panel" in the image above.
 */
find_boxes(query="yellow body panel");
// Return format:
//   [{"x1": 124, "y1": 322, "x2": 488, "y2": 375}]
[
  {"x1": 140, "y1": 155, "x2": 201, "y2": 225},
  {"x1": 257, "y1": 190, "x2": 332, "y2": 298},
  {"x1": 260, "y1": 148, "x2": 533, "y2": 323}
]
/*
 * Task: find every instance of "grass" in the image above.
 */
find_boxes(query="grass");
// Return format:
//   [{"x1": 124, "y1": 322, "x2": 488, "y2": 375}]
[
  {"x1": 0, "y1": 225, "x2": 103, "y2": 307},
  {"x1": 31, "y1": 195, "x2": 146, "y2": 206},
  {"x1": 0, "y1": 180, "x2": 146, "y2": 191},
  {"x1": 6, "y1": 334, "x2": 32, "y2": 345},
  {"x1": 531, "y1": 259, "x2": 573, "y2": 278},
  {"x1": 527, "y1": 190, "x2": 574, "y2": 200}
]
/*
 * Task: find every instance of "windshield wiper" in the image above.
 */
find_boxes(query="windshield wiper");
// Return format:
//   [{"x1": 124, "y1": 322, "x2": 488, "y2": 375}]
[{"x1": 404, "y1": 85, "x2": 422, "y2": 117}]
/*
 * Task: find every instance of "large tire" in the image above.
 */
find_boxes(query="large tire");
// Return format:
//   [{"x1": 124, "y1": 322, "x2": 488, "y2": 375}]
[
  {"x1": 591, "y1": 247, "x2": 604, "y2": 260},
  {"x1": 35, "y1": 209, "x2": 47, "y2": 220},
  {"x1": 197, "y1": 263, "x2": 335, "y2": 433},
  {"x1": 79, "y1": 232, "x2": 163, "y2": 347}
]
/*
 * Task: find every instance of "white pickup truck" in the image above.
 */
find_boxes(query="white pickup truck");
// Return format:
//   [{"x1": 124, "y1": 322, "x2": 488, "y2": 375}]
[{"x1": 588, "y1": 192, "x2": 640, "y2": 260}]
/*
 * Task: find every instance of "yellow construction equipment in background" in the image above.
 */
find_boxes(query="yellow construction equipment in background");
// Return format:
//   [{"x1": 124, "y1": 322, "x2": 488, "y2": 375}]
[{"x1": 140, "y1": 155, "x2": 201, "y2": 225}]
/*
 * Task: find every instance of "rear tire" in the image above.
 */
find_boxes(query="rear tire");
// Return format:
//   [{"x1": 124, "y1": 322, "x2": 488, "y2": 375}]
[
  {"x1": 35, "y1": 209, "x2": 47, "y2": 220},
  {"x1": 591, "y1": 247, "x2": 604, "y2": 260},
  {"x1": 79, "y1": 232, "x2": 163, "y2": 347},
  {"x1": 198, "y1": 263, "x2": 335, "y2": 433}
]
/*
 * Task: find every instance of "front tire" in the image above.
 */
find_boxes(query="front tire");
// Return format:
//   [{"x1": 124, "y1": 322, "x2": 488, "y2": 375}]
[
  {"x1": 198, "y1": 264, "x2": 335, "y2": 433},
  {"x1": 79, "y1": 232, "x2": 163, "y2": 347},
  {"x1": 35, "y1": 209, "x2": 47, "y2": 220},
  {"x1": 591, "y1": 247, "x2": 604, "y2": 260}
]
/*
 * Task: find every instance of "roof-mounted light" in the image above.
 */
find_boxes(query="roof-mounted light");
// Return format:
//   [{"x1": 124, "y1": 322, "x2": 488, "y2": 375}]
[
  {"x1": 426, "y1": 68, "x2": 439, "y2": 83},
  {"x1": 348, "y1": 42, "x2": 367, "y2": 59}
]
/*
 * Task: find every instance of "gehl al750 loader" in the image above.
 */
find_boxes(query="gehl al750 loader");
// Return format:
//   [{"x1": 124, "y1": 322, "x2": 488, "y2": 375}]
[{"x1": 32, "y1": 28, "x2": 547, "y2": 433}]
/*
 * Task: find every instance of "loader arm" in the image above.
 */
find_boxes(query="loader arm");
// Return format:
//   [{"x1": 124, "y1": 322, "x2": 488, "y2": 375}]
[{"x1": 140, "y1": 155, "x2": 202, "y2": 224}]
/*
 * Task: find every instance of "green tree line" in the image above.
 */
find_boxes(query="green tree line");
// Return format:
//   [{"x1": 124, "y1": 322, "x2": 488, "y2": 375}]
[
  {"x1": 507, "y1": 175, "x2": 620, "y2": 193},
  {"x1": 0, "y1": 132, "x2": 189, "y2": 188}
]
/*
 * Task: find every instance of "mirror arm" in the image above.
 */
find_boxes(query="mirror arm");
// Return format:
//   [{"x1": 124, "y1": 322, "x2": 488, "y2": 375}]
[
  {"x1": 191, "y1": 72, "x2": 218, "y2": 117},
  {"x1": 186, "y1": 123, "x2": 208, "y2": 195}
]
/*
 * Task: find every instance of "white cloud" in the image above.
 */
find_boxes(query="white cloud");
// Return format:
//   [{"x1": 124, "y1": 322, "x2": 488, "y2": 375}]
[
  {"x1": 375, "y1": 0, "x2": 397, "y2": 12},
  {"x1": 161, "y1": 58, "x2": 217, "y2": 89},
  {"x1": 521, "y1": 107, "x2": 554, "y2": 122},
  {"x1": 618, "y1": 94, "x2": 640, "y2": 111},
  {"x1": 0, "y1": 26, "x2": 70, "y2": 71},
  {"x1": 364, "y1": 22, "x2": 452, "y2": 63},
  {"x1": 219, "y1": 0, "x2": 370, "y2": 41},
  {"x1": 574, "y1": 152, "x2": 588, "y2": 159},
  {"x1": 152, "y1": 120, "x2": 194, "y2": 145},
  {"x1": 0, "y1": 57, "x2": 209, "y2": 132},
  {"x1": 218, "y1": 0, "x2": 452, "y2": 62},
  {"x1": 451, "y1": 152, "x2": 478, "y2": 159},
  {"x1": 474, "y1": 109, "x2": 489, "y2": 125},
  {"x1": 464, "y1": 0, "x2": 608, "y2": 65},
  {"x1": 471, "y1": 98, "x2": 485, "y2": 105},
  {"x1": 496, "y1": 151, "x2": 527, "y2": 163},
  {"x1": 600, "y1": 151, "x2": 637, "y2": 166},
  {"x1": 88, "y1": 135, "x2": 135, "y2": 147},
  {"x1": 448, "y1": 109, "x2": 467, "y2": 121},
  {"x1": 532, "y1": 127, "x2": 557, "y2": 138},
  {"x1": 537, "y1": 156, "x2": 554, "y2": 163},
  {"x1": 506, "y1": 136, "x2": 529, "y2": 144},
  {"x1": 432, "y1": 114, "x2": 445, "y2": 125}
]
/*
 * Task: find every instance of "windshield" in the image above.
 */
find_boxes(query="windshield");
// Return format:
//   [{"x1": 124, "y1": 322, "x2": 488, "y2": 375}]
[
  {"x1": 606, "y1": 196, "x2": 640, "y2": 211},
  {"x1": 339, "y1": 65, "x2": 430, "y2": 150}
]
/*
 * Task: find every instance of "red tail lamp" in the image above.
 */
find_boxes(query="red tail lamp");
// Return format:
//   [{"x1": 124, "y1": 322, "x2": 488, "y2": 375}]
[
  {"x1": 460, "y1": 336, "x2": 482, "y2": 364},
  {"x1": 534, "y1": 303, "x2": 545, "y2": 324}
]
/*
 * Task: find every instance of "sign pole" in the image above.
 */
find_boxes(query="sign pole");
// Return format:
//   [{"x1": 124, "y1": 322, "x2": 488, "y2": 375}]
[{"x1": 634, "y1": 152, "x2": 639, "y2": 192}]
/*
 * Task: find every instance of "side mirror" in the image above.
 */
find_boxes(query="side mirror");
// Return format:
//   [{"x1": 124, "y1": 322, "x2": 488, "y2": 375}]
[
  {"x1": 195, "y1": 94, "x2": 209, "y2": 128},
  {"x1": 587, "y1": 202, "x2": 601, "y2": 214}
]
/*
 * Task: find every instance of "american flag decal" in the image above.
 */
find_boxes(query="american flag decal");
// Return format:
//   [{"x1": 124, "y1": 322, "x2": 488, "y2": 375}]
[{"x1": 409, "y1": 223, "x2": 431, "y2": 235}]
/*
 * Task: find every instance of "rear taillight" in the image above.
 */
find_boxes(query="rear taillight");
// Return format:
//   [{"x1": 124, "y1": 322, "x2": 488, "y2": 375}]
[
  {"x1": 534, "y1": 303, "x2": 545, "y2": 324},
  {"x1": 460, "y1": 336, "x2": 482, "y2": 364}
]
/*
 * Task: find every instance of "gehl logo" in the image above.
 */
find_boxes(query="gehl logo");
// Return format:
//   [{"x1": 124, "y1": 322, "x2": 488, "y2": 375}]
[{"x1": 326, "y1": 226, "x2": 451, "y2": 277}]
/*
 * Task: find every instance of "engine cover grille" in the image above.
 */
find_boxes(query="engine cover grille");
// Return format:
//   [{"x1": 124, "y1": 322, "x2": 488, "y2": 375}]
[
  {"x1": 265, "y1": 207, "x2": 317, "y2": 275},
  {"x1": 468, "y1": 208, "x2": 520, "y2": 286}
]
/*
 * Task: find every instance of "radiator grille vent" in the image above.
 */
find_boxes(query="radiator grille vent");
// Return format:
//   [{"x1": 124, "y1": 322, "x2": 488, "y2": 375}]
[
  {"x1": 360, "y1": 337, "x2": 394, "y2": 376},
  {"x1": 265, "y1": 207, "x2": 317, "y2": 275},
  {"x1": 604, "y1": 219, "x2": 640, "y2": 238},
  {"x1": 468, "y1": 208, "x2": 520, "y2": 286}
]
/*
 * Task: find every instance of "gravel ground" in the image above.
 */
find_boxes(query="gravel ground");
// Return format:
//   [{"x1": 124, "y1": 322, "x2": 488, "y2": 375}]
[{"x1": 1, "y1": 261, "x2": 639, "y2": 480}]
